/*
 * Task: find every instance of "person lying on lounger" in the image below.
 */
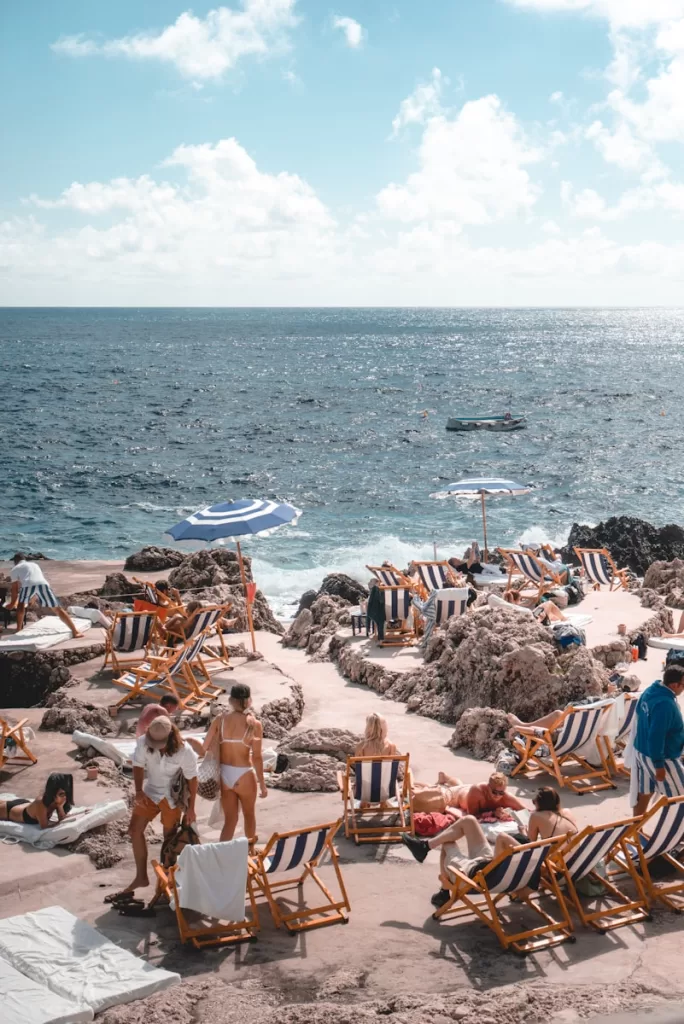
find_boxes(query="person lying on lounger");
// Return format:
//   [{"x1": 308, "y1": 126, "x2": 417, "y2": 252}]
[
  {"x1": 0, "y1": 772, "x2": 74, "y2": 829},
  {"x1": 503, "y1": 588, "x2": 567, "y2": 623},
  {"x1": 412, "y1": 771, "x2": 526, "y2": 815},
  {"x1": 402, "y1": 785, "x2": 576, "y2": 907},
  {"x1": 448, "y1": 541, "x2": 483, "y2": 576}
]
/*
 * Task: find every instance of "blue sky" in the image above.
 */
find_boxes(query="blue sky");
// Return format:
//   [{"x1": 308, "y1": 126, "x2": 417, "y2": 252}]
[{"x1": 2, "y1": 0, "x2": 684, "y2": 305}]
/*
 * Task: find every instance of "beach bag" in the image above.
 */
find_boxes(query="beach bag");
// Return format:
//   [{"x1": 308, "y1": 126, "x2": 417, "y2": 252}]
[
  {"x1": 553, "y1": 623, "x2": 586, "y2": 648},
  {"x1": 197, "y1": 728, "x2": 221, "y2": 801},
  {"x1": 159, "y1": 821, "x2": 200, "y2": 869},
  {"x1": 564, "y1": 579, "x2": 584, "y2": 606}
]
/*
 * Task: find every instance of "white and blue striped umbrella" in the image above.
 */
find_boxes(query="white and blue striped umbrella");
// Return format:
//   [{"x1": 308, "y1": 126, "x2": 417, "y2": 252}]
[
  {"x1": 166, "y1": 498, "x2": 301, "y2": 542},
  {"x1": 430, "y1": 478, "x2": 533, "y2": 558}
]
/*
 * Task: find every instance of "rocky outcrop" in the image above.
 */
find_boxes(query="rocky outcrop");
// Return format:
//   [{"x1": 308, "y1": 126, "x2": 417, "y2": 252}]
[
  {"x1": 643, "y1": 559, "x2": 684, "y2": 610},
  {"x1": 41, "y1": 693, "x2": 114, "y2": 735},
  {"x1": 448, "y1": 707, "x2": 510, "y2": 761},
  {"x1": 1, "y1": 644, "x2": 106, "y2": 708},
  {"x1": 590, "y1": 597, "x2": 671, "y2": 668},
  {"x1": 562, "y1": 516, "x2": 684, "y2": 576},
  {"x1": 124, "y1": 546, "x2": 185, "y2": 571},
  {"x1": 282, "y1": 595, "x2": 351, "y2": 657},
  {"x1": 296, "y1": 589, "x2": 318, "y2": 615},
  {"x1": 258, "y1": 683, "x2": 305, "y2": 740},
  {"x1": 318, "y1": 573, "x2": 368, "y2": 605},
  {"x1": 271, "y1": 727, "x2": 361, "y2": 792}
]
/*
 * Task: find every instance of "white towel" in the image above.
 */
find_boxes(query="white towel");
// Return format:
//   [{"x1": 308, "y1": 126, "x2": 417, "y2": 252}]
[
  {"x1": 0, "y1": 955, "x2": 93, "y2": 1024},
  {"x1": 174, "y1": 838, "x2": 249, "y2": 923},
  {"x1": 597, "y1": 693, "x2": 623, "y2": 743}
]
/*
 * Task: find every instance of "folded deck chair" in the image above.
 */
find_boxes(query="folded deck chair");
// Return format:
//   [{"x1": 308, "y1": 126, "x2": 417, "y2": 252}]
[
  {"x1": 599, "y1": 692, "x2": 639, "y2": 778},
  {"x1": 607, "y1": 795, "x2": 684, "y2": 911},
  {"x1": 112, "y1": 632, "x2": 222, "y2": 711},
  {"x1": 545, "y1": 819, "x2": 650, "y2": 933},
  {"x1": 434, "y1": 836, "x2": 573, "y2": 954},
  {"x1": 152, "y1": 837, "x2": 259, "y2": 948},
  {"x1": 367, "y1": 564, "x2": 409, "y2": 587},
  {"x1": 511, "y1": 700, "x2": 616, "y2": 794},
  {"x1": 102, "y1": 611, "x2": 158, "y2": 673},
  {"x1": 251, "y1": 819, "x2": 350, "y2": 932},
  {"x1": 497, "y1": 548, "x2": 564, "y2": 600},
  {"x1": 1, "y1": 716, "x2": 38, "y2": 770},
  {"x1": 337, "y1": 754, "x2": 414, "y2": 844},
  {"x1": 574, "y1": 547, "x2": 629, "y2": 592},
  {"x1": 412, "y1": 560, "x2": 455, "y2": 595},
  {"x1": 378, "y1": 586, "x2": 416, "y2": 646}
]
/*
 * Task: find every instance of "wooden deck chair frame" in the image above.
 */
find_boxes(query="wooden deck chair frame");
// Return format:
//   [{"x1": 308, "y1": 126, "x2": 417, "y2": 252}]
[
  {"x1": 152, "y1": 857, "x2": 259, "y2": 948},
  {"x1": 366, "y1": 564, "x2": 412, "y2": 587},
  {"x1": 112, "y1": 632, "x2": 221, "y2": 711},
  {"x1": 434, "y1": 836, "x2": 574, "y2": 955},
  {"x1": 251, "y1": 819, "x2": 350, "y2": 933},
  {"x1": 598, "y1": 693, "x2": 639, "y2": 778},
  {"x1": 0, "y1": 716, "x2": 38, "y2": 770},
  {"x1": 544, "y1": 819, "x2": 651, "y2": 933},
  {"x1": 377, "y1": 585, "x2": 416, "y2": 646},
  {"x1": 103, "y1": 610, "x2": 159, "y2": 674},
  {"x1": 511, "y1": 703, "x2": 616, "y2": 795},
  {"x1": 180, "y1": 604, "x2": 232, "y2": 672},
  {"x1": 337, "y1": 754, "x2": 414, "y2": 844},
  {"x1": 574, "y1": 547, "x2": 629, "y2": 592},
  {"x1": 411, "y1": 560, "x2": 456, "y2": 599},
  {"x1": 607, "y1": 795, "x2": 684, "y2": 912},
  {"x1": 497, "y1": 547, "x2": 563, "y2": 600}
]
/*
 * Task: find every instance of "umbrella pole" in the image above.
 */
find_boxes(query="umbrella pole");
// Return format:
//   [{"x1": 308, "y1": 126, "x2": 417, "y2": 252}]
[
  {"x1": 480, "y1": 492, "x2": 489, "y2": 562},
  {"x1": 236, "y1": 540, "x2": 257, "y2": 653}
]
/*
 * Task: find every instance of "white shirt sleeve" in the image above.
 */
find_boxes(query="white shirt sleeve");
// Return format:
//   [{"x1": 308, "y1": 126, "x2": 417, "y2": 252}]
[
  {"x1": 181, "y1": 743, "x2": 198, "y2": 780},
  {"x1": 132, "y1": 737, "x2": 149, "y2": 770},
  {"x1": 9, "y1": 566, "x2": 19, "y2": 582}
]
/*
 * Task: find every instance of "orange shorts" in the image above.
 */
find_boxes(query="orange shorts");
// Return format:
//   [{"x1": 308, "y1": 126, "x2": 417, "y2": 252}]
[{"x1": 131, "y1": 792, "x2": 181, "y2": 831}]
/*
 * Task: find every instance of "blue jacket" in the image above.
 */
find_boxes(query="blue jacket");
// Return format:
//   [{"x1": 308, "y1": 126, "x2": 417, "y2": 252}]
[{"x1": 634, "y1": 681, "x2": 684, "y2": 768}]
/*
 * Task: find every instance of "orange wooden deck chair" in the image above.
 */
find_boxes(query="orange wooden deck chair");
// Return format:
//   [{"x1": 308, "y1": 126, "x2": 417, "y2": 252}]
[
  {"x1": 434, "y1": 836, "x2": 573, "y2": 954},
  {"x1": 366, "y1": 564, "x2": 411, "y2": 587},
  {"x1": 411, "y1": 560, "x2": 457, "y2": 597},
  {"x1": 607, "y1": 795, "x2": 684, "y2": 912},
  {"x1": 111, "y1": 631, "x2": 222, "y2": 710},
  {"x1": 497, "y1": 547, "x2": 564, "y2": 600},
  {"x1": 152, "y1": 838, "x2": 259, "y2": 948},
  {"x1": 102, "y1": 610, "x2": 159, "y2": 673},
  {"x1": 1, "y1": 716, "x2": 38, "y2": 770},
  {"x1": 574, "y1": 547, "x2": 630, "y2": 591},
  {"x1": 337, "y1": 754, "x2": 414, "y2": 844},
  {"x1": 598, "y1": 692, "x2": 638, "y2": 778},
  {"x1": 251, "y1": 820, "x2": 350, "y2": 933},
  {"x1": 377, "y1": 585, "x2": 417, "y2": 646},
  {"x1": 511, "y1": 700, "x2": 616, "y2": 794},
  {"x1": 175, "y1": 604, "x2": 232, "y2": 672},
  {"x1": 544, "y1": 818, "x2": 650, "y2": 933}
]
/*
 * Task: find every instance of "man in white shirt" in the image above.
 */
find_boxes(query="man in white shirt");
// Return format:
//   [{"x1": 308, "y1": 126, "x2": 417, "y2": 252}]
[
  {"x1": 124, "y1": 715, "x2": 198, "y2": 895},
  {"x1": 8, "y1": 552, "x2": 83, "y2": 638}
]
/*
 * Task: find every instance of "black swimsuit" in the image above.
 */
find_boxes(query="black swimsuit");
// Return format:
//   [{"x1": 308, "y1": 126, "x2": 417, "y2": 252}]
[{"x1": 4, "y1": 798, "x2": 39, "y2": 825}]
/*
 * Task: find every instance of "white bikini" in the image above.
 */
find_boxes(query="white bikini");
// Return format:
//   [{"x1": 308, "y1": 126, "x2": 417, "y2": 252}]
[{"x1": 219, "y1": 715, "x2": 255, "y2": 789}]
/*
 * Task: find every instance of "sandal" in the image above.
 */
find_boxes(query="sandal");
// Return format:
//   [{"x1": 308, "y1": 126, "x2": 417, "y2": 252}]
[
  {"x1": 104, "y1": 891, "x2": 136, "y2": 905},
  {"x1": 117, "y1": 902, "x2": 156, "y2": 917}
]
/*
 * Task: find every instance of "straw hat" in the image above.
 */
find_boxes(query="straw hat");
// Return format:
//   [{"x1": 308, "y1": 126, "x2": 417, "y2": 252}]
[{"x1": 146, "y1": 715, "x2": 172, "y2": 749}]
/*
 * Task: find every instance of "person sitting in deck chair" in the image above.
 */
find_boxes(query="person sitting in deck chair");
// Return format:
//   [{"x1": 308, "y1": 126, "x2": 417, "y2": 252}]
[
  {"x1": 411, "y1": 771, "x2": 526, "y2": 816},
  {"x1": 355, "y1": 713, "x2": 401, "y2": 757}
]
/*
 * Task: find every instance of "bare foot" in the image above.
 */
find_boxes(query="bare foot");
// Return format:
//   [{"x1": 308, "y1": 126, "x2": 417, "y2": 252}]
[
  {"x1": 506, "y1": 713, "x2": 522, "y2": 727},
  {"x1": 71, "y1": 632, "x2": 85, "y2": 639},
  {"x1": 127, "y1": 875, "x2": 150, "y2": 891}
]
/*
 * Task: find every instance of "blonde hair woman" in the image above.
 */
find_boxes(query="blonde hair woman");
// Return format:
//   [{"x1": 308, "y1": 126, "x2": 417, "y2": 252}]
[{"x1": 355, "y1": 713, "x2": 400, "y2": 757}]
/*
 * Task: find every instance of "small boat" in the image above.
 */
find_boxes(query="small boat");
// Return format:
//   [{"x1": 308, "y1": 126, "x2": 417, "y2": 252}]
[{"x1": 446, "y1": 414, "x2": 526, "y2": 433}]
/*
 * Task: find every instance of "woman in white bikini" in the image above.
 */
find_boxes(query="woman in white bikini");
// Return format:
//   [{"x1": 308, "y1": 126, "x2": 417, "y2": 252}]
[{"x1": 203, "y1": 683, "x2": 267, "y2": 842}]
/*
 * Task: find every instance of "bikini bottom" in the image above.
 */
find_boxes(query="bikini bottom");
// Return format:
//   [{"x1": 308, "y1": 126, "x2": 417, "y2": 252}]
[
  {"x1": 220, "y1": 765, "x2": 255, "y2": 790},
  {"x1": 4, "y1": 798, "x2": 38, "y2": 825}
]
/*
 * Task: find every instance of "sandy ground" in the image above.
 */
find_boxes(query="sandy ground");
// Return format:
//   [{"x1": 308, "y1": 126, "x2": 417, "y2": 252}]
[{"x1": 1, "y1": 562, "x2": 683, "y2": 1021}]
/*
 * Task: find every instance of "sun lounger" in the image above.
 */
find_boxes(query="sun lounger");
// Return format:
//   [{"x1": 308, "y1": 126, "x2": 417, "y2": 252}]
[
  {"x1": 251, "y1": 820, "x2": 350, "y2": 932},
  {"x1": 574, "y1": 547, "x2": 629, "y2": 592},
  {"x1": 1, "y1": 716, "x2": 38, "y2": 770},
  {"x1": 111, "y1": 632, "x2": 223, "y2": 710},
  {"x1": 367, "y1": 565, "x2": 410, "y2": 587},
  {"x1": 607, "y1": 795, "x2": 684, "y2": 911},
  {"x1": 497, "y1": 548, "x2": 564, "y2": 600},
  {"x1": 152, "y1": 838, "x2": 259, "y2": 948},
  {"x1": 337, "y1": 754, "x2": 414, "y2": 844},
  {"x1": 545, "y1": 818, "x2": 650, "y2": 932},
  {"x1": 412, "y1": 561, "x2": 455, "y2": 594},
  {"x1": 511, "y1": 700, "x2": 616, "y2": 794},
  {"x1": 102, "y1": 611, "x2": 158, "y2": 673},
  {"x1": 378, "y1": 586, "x2": 416, "y2": 646},
  {"x1": 434, "y1": 837, "x2": 573, "y2": 954}
]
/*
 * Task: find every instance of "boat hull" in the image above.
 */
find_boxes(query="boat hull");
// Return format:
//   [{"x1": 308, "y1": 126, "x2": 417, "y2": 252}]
[{"x1": 446, "y1": 417, "x2": 526, "y2": 432}]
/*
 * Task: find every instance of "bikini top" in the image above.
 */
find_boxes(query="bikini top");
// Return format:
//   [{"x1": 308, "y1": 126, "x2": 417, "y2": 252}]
[{"x1": 220, "y1": 715, "x2": 251, "y2": 747}]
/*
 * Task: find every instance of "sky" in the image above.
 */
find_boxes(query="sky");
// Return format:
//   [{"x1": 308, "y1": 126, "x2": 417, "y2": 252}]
[{"x1": 2, "y1": 0, "x2": 684, "y2": 306}]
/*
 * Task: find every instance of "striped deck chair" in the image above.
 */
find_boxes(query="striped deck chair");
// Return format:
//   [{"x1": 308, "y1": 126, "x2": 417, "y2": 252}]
[
  {"x1": 103, "y1": 610, "x2": 158, "y2": 673},
  {"x1": 112, "y1": 632, "x2": 222, "y2": 710},
  {"x1": 545, "y1": 819, "x2": 650, "y2": 933},
  {"x1": 574, "y1": 547, "x2": 629, "y2": 592},
  {"x1": 1, "y1": 716, "x2": 38, "y2": 770},
  {"x1": 434, "y1": 837, "x2": 573, "y2": 954},
  {"x1": 367, "y1": 564, "x2": 409, "y2": 587},
  {"x1": 511, "y1": 700, "x2": 616, "y2": 794},
  {"x1": 497, "y1": 548, "x2": 564, "y2": 600},
  {"x1": 181, "y1": 604, "x2": 232, "y2": 671},
  {"x1": 607, "y1": 795, "x2": 684, "y2": 912},
  {"x1": 378, "y1": 586, "x2": 415, "y2": 646},
  {"x1": 337, "y1": 754, "x2": 414, "y2": 844},
  {"x1": 131, "y1": 577, "x2": 169, "y2": 610},
  {"x1": 152, "y1": 840, "x2": 259, "y2": 948},
  {"x1": 600, "y1": 692, "x2": 639, "y2": 778},
  {"x1": 251, "y1": 820, "x2": 350, "y2": 933},
  {"x1": 413, "y1": 587, "x2": 469, "y2": 646},
  {"x1": 412, "y1": 560, "x2": 455, "y2": 595}
]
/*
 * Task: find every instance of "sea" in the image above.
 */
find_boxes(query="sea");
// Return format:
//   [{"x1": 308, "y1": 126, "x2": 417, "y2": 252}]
[{"x1": 3, "y1": 307, "x2": 684, "y2": 616}]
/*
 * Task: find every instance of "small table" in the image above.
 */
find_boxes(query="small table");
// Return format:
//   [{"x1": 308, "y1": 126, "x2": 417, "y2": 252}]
[{"x1": 350, "y1": 609, "x2": 374, "y2": 637}]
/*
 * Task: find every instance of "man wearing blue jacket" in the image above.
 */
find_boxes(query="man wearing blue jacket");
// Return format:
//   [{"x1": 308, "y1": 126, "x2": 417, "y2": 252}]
[{"x1": 632, "y1": 665, "x2": 684, "y2": 816}]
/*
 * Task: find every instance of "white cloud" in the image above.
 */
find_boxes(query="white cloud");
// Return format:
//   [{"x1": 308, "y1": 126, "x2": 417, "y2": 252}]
[
  {"x1": 562, "y1": 178, "x2": 684, "y2": 219},
  {"x1": 549, "y1": 90, "x2": 564, "y2": 102},
  {"x1": 332, "y1": 15, "x2": 364, "y2": 48},
  {"x1": 502, "y1": 1, "x2": 684, "y2": 31},
  {"x1": 51, "y1": 1, "x2": 299, "y2": 81},
  {"x1": 378, "y1": 95, "x2": 543, "y2": 226},
  {"x1": 391, "y1": 68, "x2": 445, "y2": 137}
]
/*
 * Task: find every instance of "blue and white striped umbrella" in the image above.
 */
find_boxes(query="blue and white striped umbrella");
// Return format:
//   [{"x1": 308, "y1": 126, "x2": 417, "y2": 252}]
[
  {"x1": 166, "y1": 498, "x2": 301, "y2": 542},
  {"x1": 430, "y1": 478, "x2": 533, "y2": 558}
]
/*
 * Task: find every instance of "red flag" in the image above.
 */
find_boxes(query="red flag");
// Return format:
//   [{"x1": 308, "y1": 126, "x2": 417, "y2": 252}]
[{"x1": 246, "y1": 582, "x2": 257, "y2": 603}]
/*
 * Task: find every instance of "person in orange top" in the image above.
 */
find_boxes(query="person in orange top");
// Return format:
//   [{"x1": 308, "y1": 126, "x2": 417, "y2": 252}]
[{"x1": 412, "y1": 771, "x2": 525, "y2": 815}]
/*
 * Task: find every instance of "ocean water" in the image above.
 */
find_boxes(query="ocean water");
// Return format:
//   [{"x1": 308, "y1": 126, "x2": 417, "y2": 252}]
[{"x1": 3, "y1": 307, "x2": 684, "y2": 615}]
